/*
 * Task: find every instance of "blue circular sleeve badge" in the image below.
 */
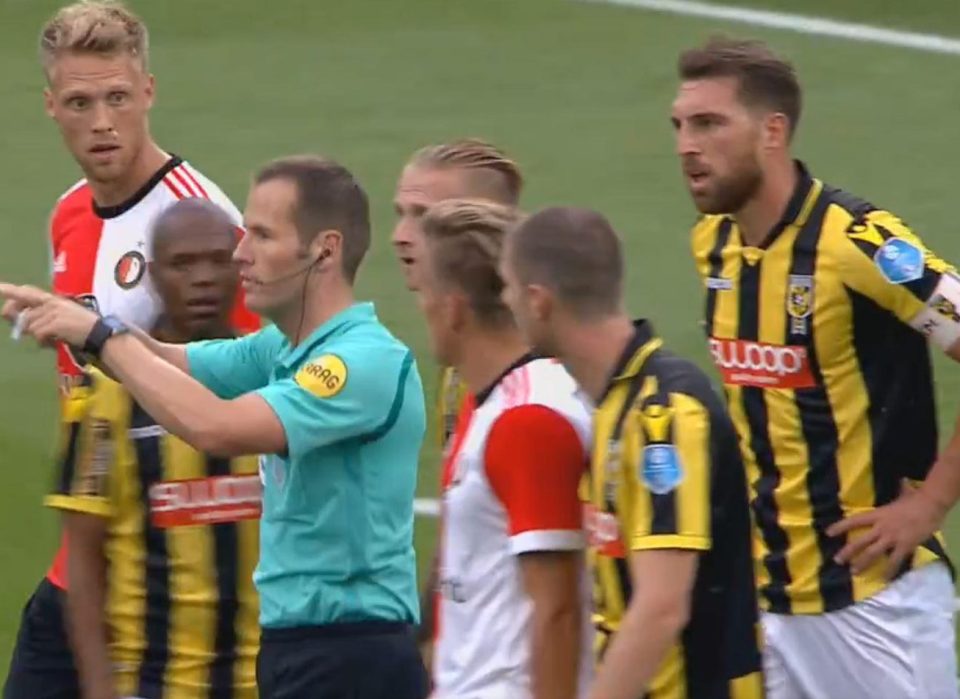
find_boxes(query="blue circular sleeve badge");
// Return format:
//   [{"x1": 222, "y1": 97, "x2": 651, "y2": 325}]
[
  {"x1": 641, "y1": 444, "x2": 684, "y2": 495},
  {"x1": 873, "y1": 238, "x2": 924, "y2": 285}
]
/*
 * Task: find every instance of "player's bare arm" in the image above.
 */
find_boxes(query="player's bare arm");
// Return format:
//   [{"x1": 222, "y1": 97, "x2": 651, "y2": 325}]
[
  {"x1": 587, "y1": 549, "x2": 698, "y2": 699},
  {"x1": 127, "y1": 323, "x2": 189, "y2": 371},
  {"x1": 64, "y1": 512, "x2": 117, "y2": 699},
  {"x1": 519, "y1": 550, "x2": 583, "y2": 699},
  {"x1": 1, "y1": 284, "x2": 284, "y2": 457}
]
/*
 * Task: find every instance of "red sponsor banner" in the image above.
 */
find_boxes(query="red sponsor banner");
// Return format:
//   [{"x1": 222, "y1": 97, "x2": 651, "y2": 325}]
[
  {"x1": 584, "y1": 504, "x2": 626, "y2": 559},
  {"x1": 149, "y1": 475, "x2": 262, "y2": 528},
  {"x1": 708, "y1": 337, "x2": 816, "y2": 389}
]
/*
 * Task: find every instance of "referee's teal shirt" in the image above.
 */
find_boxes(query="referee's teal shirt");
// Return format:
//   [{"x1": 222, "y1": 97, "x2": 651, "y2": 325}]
[{"x1": 185, "y1": 302, "x2": 425, "y2": 629}]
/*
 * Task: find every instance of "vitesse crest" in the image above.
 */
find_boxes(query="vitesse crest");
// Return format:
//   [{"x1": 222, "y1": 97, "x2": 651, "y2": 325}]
[{"x1": 787, "y1": 275, "x2": 814, "y2": 335}]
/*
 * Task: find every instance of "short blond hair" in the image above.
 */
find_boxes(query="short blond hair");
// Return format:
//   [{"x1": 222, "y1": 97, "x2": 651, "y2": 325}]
[
  {"x1": 40, "y1": 1, "x2": 149, "y2": 78},
  {"x1": 408, "y1": 138, "x2": 523, "y2": 206},
  {"x1": 422, "y1": 199, "x2": 522, "y2": 327}
]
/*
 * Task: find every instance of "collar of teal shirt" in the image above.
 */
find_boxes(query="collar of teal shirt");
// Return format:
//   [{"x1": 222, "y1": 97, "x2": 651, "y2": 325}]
[{"x1": 275, "y1": 301, "x2": 377, "y2": 370}]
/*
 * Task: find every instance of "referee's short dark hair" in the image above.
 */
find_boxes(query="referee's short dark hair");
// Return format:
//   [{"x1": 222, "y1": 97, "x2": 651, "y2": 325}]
[
  {"x1": 254, "y1": 155, "x2": 371, "y2": 282},
  {"x1": 506, "y1": 206, "x2": 623, "y2": 319},
  {"x1": 678, "y1": 36, "x2": 802, "y2": 139}
]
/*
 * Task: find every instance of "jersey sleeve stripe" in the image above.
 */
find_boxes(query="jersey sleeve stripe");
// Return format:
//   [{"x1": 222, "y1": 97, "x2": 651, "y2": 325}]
[
  {"x1": 630, "y1": 533, "x2": 710, "y2": 551},
  {"x1": 162, "y1": 177, "x2": 187, "y2": 200},
  {"x1": 170, "y1": 168, "x2": 198, "y2": 197},
  {"x1": 44, "y1": 494, "x2": 113, "y2": 517},
  {"x1": 179, "y1": 166, "x2": 210, "y2": 199},
  {"x1": 508, "y1": 529, "x2": 584, "y2": 554}
]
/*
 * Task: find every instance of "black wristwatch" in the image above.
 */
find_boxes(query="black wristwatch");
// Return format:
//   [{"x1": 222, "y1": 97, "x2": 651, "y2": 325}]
[{"x1": 82, "y1": 315, "x2": 130, "y2": 359}]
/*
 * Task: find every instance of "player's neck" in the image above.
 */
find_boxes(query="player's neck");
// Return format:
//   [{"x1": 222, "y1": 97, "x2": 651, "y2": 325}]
[
  {"x1": 456, "y1": 329, "x2": 530, "y2": 398},
  {"x1": 88, "y1": 140, "x2": 170, "y2": 209},
  {"x1": 559, "y1": 314, "x2": 636, "y2": 403},
  {"x1": 734, "y1": 156, "x2": 798, "y2": 248},
  {"x1": 275, "y1": 283, "x2": 356, "y2": 347}
]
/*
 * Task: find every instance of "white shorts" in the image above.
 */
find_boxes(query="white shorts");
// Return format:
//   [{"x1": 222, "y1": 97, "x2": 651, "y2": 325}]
[{"x1": 762, "y1": 563, "x2": 957, "y2": 699}]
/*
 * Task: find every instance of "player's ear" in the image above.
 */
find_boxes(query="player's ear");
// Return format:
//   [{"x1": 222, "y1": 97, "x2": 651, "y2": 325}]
[
  {"x1": 313, "y1": 230, "x2": 341, "y2": 267},
  {"x1": 763, "y1": 112, "x2": 790, "y2": 150},
  {"x1": 528, "y1": 284, "x2": 553, "y2": 322},
  {"x1": 44, "y1": 88, "x2": 55, "y2": 119},
  {"x1": 144, "y1": 73, "x2": 156, "y2": 109}
]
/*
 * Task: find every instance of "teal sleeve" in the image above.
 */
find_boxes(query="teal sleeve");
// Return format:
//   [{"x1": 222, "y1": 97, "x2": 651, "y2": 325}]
[
  {"x1": 186, "y1": 325, "x2": 284, "y2": 399},
  {"x1": 256, "y1": 346, "x2": 419, "y2": 460}
]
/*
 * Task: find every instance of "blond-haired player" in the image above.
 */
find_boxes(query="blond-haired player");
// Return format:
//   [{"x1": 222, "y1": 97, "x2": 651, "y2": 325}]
[
  {"x1": 391, "y1": 139, "x2": 524, "y2": 662},
  {"x1": 3, "y1": 3, "x2": 258, "y2": 697},
  {"x1": 417, "y1": 200, "x2": 593, "y2": 699}
]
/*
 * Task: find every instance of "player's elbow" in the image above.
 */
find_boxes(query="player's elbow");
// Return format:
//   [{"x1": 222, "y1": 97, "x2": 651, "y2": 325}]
[
  {"x1": 636, "y1": 588, "x2": 691, "y2": 639},
  {"x1": 187, "y1": 418, "x2": 241, "y2": 457}
]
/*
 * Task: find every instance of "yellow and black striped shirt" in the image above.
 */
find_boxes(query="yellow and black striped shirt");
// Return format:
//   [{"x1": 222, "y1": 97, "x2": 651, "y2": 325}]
[
  {"x1": 437, "y1": 366, "x2": 468, "y2": 452},
  {"x1": 47, "y1": 370, "x2": 261, "y2": 699},
  {"x1": 691, "y1": 161, "x2": 954, "y2": 615},
  {"x1": 586, "y1": 321, "x2": 762, "y2": 699}
]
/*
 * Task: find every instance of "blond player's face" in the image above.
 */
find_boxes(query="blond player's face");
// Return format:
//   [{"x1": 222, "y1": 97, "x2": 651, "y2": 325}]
[
  {"x1": 392, "y1": 166, "x2": 471, "y2": 291},
  {"x1": 44, "y1": 52, "x2": 154, "y2": 186},
  {"x1": 235, "y1": 179, "x2": 307, "y2": 316},
  {"x1": 671, "y1": 76, "x2": 765, "y2": 215}
]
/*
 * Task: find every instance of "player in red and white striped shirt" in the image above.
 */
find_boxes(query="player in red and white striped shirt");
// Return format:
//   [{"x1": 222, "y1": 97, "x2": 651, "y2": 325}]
[
  {"x1": 416, "y1": 199, "x2": 594, "y2": 699},
  {"x1": 4, "y1": 4, "x2": 258, "y2": 698}
]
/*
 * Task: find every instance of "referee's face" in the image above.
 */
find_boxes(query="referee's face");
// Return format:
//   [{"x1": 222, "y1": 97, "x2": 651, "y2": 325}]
[
  {"x1": 236, "y1": 179, "x2": 308, "y2": 316},
  {"x1": 671, "y1": 76, "x2": 763, "y2": 215}
]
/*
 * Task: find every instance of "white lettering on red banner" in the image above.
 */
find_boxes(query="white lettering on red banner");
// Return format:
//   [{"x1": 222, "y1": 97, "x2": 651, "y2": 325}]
[
  {"x1": 583, "y1": 504, "x2": 626, "y2": 558},
  {"x1": 708, "y1": 338, "x2": 816, "y2": 389},
  {"x1": 149, "y1": 475, "x2": 262, "y2": 528}
]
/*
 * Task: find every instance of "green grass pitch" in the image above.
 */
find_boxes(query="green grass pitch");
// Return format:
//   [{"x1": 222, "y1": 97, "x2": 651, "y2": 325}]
[{"x1": 1, "y1": 0, "x2": 959, "y2": 666}]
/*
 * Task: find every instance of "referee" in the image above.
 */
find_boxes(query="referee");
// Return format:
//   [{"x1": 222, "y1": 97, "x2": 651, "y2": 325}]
[{"x1": 1, "y1": 157, "x2": 429, "y2": 699}]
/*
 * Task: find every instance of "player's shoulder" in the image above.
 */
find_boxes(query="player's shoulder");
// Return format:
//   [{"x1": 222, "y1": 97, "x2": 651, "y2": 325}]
[
  {"x1": 85, "y1": 367, "x2": 130, "y2": 422},
  {"x1": 643, "y1": 347, "x2": 722, "y2": 415},
  {"x1": 324, "y1": 305, "x2": 415, "y2": 364},
  {"x1": 820, "y1": 184, "x2": 937, "y2": 274},
  {"x1": 175, "y1": 159, "x2": 242, "y2": 219},
  {"x1": 502, "y1": 357, "x2": 591, "y2": 421},
  {"x1": 690, "y1": 213, "x2": 727, "y2": 235},
  {"x1": 298, "y1": 322, "x2": 416, "y2": 399},
  {"x1": 49, "y1": 179, "x2": 93, "y2": 237},
  {"x1": 820, "y1": 182, "x2": 919, "y2": 246},
  {"x1": 690, "y1": 213, "x2": 734, "y2": 263}
]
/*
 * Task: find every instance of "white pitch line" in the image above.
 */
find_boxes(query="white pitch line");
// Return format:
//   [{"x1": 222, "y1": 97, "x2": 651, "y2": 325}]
[
  {"x1": 583, "y1": 0, "x2": 960, "y2": 56},
  {"x1": 414, "y1": 497, "x2": 441, "y2": 517}
]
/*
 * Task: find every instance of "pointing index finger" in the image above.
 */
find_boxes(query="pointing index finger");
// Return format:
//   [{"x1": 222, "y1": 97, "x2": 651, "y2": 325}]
[{"x1": 0, "y1": 284, "x2": 48, "y2": 307}]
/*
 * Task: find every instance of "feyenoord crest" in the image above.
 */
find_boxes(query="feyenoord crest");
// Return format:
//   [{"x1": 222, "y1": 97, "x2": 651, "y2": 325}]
[
  {"x1": 115, "y1": 251, "x2": 146, "y2": 290},
  {"x1": 786, "y1": 275, "x2": 814, "y2": 335}
]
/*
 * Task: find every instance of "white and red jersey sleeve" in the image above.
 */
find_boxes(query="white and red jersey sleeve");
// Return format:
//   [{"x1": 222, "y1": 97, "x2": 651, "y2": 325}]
[{"x1": 484, "y1": 404, "x2": 586, "y2": 554}]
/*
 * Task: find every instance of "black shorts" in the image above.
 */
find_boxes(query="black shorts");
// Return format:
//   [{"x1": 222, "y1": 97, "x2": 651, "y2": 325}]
[
  {"x1": 3, "y1": 578, "x2": 79, "y2": 699},
  {"x1": 257, "y1": 621, "x2": 428, "y2": 699}
]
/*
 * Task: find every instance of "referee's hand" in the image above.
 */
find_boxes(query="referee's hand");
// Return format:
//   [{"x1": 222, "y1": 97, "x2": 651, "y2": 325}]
[{"x1": 828, "y1": 479, "x2": 945, "y2": 579}]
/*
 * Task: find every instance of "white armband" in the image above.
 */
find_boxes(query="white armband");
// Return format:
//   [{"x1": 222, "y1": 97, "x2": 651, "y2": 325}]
[{"x1": 909, "y1": 273, "x2": 960, "y2": 351}]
